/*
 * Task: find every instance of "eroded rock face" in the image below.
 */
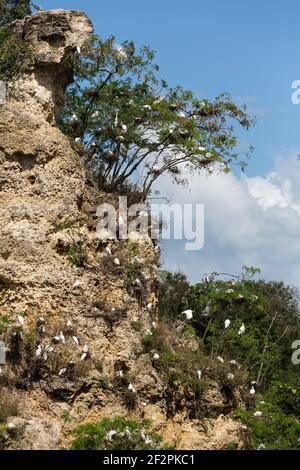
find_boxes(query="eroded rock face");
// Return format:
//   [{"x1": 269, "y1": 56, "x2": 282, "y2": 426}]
[
  {"x1": 9, "y1": 10, "x2": 93, "y2": 122},
  {"x1": 0, "y1": 10, "x2": 243, "y2": 450}
]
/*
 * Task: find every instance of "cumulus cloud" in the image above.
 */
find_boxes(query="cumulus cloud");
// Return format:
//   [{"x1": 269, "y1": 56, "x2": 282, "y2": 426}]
[{"x1": 156, "y1": 152, "x2": 300, "y2": 287}]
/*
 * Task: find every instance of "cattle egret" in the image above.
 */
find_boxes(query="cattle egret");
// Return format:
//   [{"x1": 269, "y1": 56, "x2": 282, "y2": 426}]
[
  {"x1": 224, "y1": 319, "x2": 231, "y2": 329},
  {"x1": 114, "y1": 112, "x2": 119, "y2": 127},
  {"x1": 114, "y1": 258, "x2": 120, "y2": 266},
  {"x1": 228, "y1": 373, "x2": 234, "y2": 380},
  {"x1": 238, "y1": 323, "x2": 246, "y2": 335},
  {"x1": 105, "y1": 246, "x2": 112, "y2": 255},
  {"x1": 92, "y1": 111, "x2": 100, "y2": 119},
  {"x1": 121, "y1": 124, "x2": 128, "y2": 133},
  {"x1": 182, "y1": 309, "x2": 193, "y2": 320},
  {"x1": 70, "y1": 113, "x2": 78, "y2": 122},
  {"x1": 107, "y1": 430, "x2": 117, "y2": 441},
  {"x1": 260, "y1": 401, "x2": 266, "y2": 405},
  {"x1": 82, "y1": 345, "x2": 89, "y2": 353},
  {"x1": 151, "y1": 321, "x2": 157, "y2": 329},
  {"x1": 129, "y1": 99, "x2": 134, "y2": 105},
  {"x1": 117, "y1": 370, "x2": 123, "y2": 378},
  {"x1": 229, "y1": 360, "x2": 239, "y2": 366},
  {"x1": 250, "y1": 386, "x2": 256, "y2": 396},
  {"x1": 147, "y1": 303, "x2": 153, "y2": 312},
  {"x1": 73, "y1": 280, "x2": 81, "y2": 289},
  {"x1": 76, "y1": 46, "x2": 81, "y2": 54},
  {"x1": 38, "y1": 317, "x2": 45, "y2": 324},
  {"x1": 38, "y1": 324, "x2": 45, "y2": 334},
  {"x1": 145, "y1": 329, "x2": 153, "y2": 336},
  {"x1": 66, "y1": 320, "x2": 73, "y2": 328},
  {"x1": 74, "y1": 137, "x2": 81, "y2": 144},
  {"x1": 128, "y1": 383, "x2": 136, "y2": 393},
  {"x1": 72, "y1": 336, "x2": 79, "y2": 346},
  {"x1": 251, "y1": 380, "x2": 257, "y2": 385},
  {"x1": 197, "y1": 370, "x2": 202, "y2": 380},
  {"x1": 80, "y1": 352, "x2": 87, "y2": 361},
  {"x1": 198, "y1": 147, "x2": 206, "y2": 152},
  {"x1": 143, "y1": 104, "x2": 152, "y2": 110},
  {"x1": 153, "y1": 353, "x2": 160, "y2": 360},
  {"x1": 206, "y1": 152, "x2": 212, "y2": 158},
  {"x1": 217, "y1": 356, "x2": 224, "y2": 364},
  {"x1": 117, "y1": 46, "x2": 127, "y2": 58},
  {"x1": 7, "y1": 423, "x2": 15, "y2": 431},
  {"x1": 203, "y1": 305, "x2": 210, "y2": 317},
  {"x1": 16, "y1": 315, "x2": 24, "y2": 328},
  {"x1": 226, "y1": 288, "x2": 234, "y2": 294},
  {"x1": 59, "y1": 332, "x2": 65, "y2": 344},
  {"x1": 253, "y1": 411, "x2": 263, "y2": 418},
  {"x1": 59, "y1": 368, "x2": 66, "y2": 377},
  {"x1": 111, "y1": 308, "x2": 116, "y2": 313},
  {"x1": 36, "y1": 345, "x2": 42, "y2": 358},
  {"x1": 237, "y1": 294, "x2": 244, "y2": 299},
  {"x1": 257, "y1": 444, "x2": 266, "y2": 450}
]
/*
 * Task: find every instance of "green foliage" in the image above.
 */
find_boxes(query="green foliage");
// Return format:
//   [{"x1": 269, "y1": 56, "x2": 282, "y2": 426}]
[
  {"x1": 0, "y1": 1, "x2": 33, "y2": 82},
  {"x1": 158, "y1": 267, "x2": 300, "y2": 448},
  {"x1": 0, "y1": 0, "x2": 31, "y2": 26},
  {"x1": 0, "y1": 387, "x2": 19, "y2": 423},
  {"x1": 70, "y1": 416, "x2": 166, "y2": 450},
  {"x1": 159, "y1": 268, "x2": 300, "y2": 387},
  {"x1": 61, "y1": 35, "x2": 253, "y2": 198},
  {"x1": 237, "y1": 403, "x2": 300, "y2": 450},
  {"x1": 0, "y1": 26, "x2": 33, "y2": 82}
]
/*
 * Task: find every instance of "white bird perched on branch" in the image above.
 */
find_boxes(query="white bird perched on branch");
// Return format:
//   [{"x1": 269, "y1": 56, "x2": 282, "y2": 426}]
[
  {"x1": 224, "y1": 319, "x2": 231, "y2": 329},
  {"x1": 121, "y1": 124, "x2": 128, "y2": 133},
  {"x1": 16, "y1": 315, "x2": 24, "y2": 328},
  {"x1": 66, "y1": 320, "x2": 73, "y2": 328},
  {"x1": 151, "y1": 321, "x2": 157, "y2": 329},
  {"x1": 114, "y1": 112, "x2": 119, "y2": 127},
  {"x1": 253, "y1": 411, "x2": 263, "y2": 418},
  {"x1": 128, "y1": 383, "x2": 136, "y2": 393},
  {"x1": 217, "y1": 356, "x2": 224, "y2": 364},
  {"x1": 73, "y1": 280, "x2": 81, "y2": 289},
  {"x1": 197, "y1": 370, "x2": 202, "y2": 380},
  {"x1": 250, "y1": 386, "x2": 256, "y2": 396},
  {"x1": 228, "y1": 373, "x2": 234, "y2": 380},
  {"x1": 74, "y1": 137, "x2": 81, "y2": 144},
  {"x1": 182, "y1": 309, "x2": 193, "y2": 320},
  {"x1": 92, "y1": 111, "x2": 100, "y2": 119},
  {"x1": 238, "y1": 323, "x2": 246, "y2": 335},
  {"x1": 59, "y1": 368, "x2": 66, "y2": 377},
  {"x1": 70, "y1": 113, "x2": 78, "y2": 122},
  {"x1": 36, "y1": 344, "x2": 42, "y2": 358},
  {"x1": 72, "y1": 336, "x2": 79, "y2": 346},
  {"x1": 114, "y1": 258, "x2": 120, "y2": 266},
  {"x1": 76, "y1": 46, "x2": 81, "y2": 54},
  {"x1": 105, "y1": 246, "x2": 112, "y2": 255},
  {"x1": 143, "y1": 104, "x2": 152, "y2": 111},
  {"x1": 153, "y1": 353, "x2": 160, "y2": 361}
]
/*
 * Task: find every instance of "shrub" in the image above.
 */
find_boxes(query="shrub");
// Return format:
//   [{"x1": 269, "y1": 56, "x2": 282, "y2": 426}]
[{"x1": 70, "y1": 416, "x2": 166, "y2": 450}]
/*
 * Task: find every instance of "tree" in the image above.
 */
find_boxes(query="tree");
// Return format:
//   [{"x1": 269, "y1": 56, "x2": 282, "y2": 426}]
[
  {"x1": 0, "y1": 0, "x2": 31, "y2": 26},
  {"x1": 61, "y1": 35, "x2": 254, "y2": 200}
]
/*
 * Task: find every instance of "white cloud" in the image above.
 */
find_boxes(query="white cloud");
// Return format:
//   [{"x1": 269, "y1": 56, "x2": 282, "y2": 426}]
[{"x1": 157, "y1": 152, "x2": 300, "y2": 287}]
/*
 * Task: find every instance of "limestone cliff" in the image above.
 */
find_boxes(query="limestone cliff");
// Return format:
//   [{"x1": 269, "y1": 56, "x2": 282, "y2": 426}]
[{"x1": 0, "y1": 10, "x2": 242, "y2": 450}]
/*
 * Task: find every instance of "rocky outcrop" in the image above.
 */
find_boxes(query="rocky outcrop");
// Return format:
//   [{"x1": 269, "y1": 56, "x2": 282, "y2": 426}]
[{"x1": 0, "y1": 10, "x2": 243, "y2": 450}]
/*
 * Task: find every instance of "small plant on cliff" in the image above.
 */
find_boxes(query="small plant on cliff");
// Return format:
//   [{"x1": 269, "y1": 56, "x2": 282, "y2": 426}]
[
  {"x1": 61, "y1": 35, "x2": 254, "y2": 199},
  {"x1": 0, "y1": 1, "x2": 33, "y2": 82},
  {"x1": 69, "y1": 416, "x2": 166, "y2": 450}
]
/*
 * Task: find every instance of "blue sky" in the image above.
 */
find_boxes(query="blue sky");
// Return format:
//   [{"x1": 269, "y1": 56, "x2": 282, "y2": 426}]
[{"x1": 39, "y1": 1, "x2": 300, "y2": 285}]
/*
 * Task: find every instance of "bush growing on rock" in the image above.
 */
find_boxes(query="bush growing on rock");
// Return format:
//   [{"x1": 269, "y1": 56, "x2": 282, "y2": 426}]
[{"x1": 70, "y1": 416, "x2": 167, "y2": 450}]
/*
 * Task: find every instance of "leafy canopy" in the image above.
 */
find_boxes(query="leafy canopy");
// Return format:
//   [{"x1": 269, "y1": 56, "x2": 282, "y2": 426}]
[
  {"x1": 0, "y1": 1, "x2": 32, "y2": 82},
  {"x1": 61, "y1": 35, "x2": 254, "y2": 199}
]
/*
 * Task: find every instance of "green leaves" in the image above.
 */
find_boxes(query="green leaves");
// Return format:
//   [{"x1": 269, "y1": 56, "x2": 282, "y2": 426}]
[
  {"x1": 0, "y1": 27, "x2": 33, "y2": 82},
  {"x1": 70, "y1": 416, "x2": 166, "y2": 450}
]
